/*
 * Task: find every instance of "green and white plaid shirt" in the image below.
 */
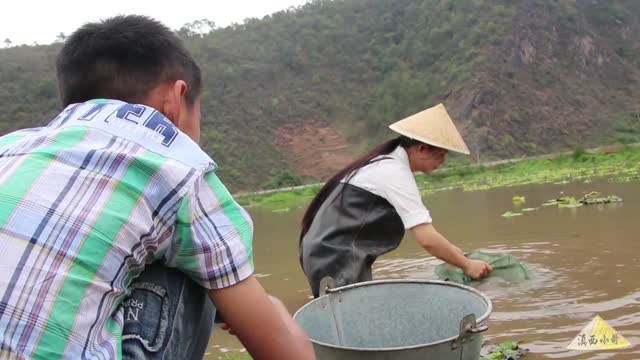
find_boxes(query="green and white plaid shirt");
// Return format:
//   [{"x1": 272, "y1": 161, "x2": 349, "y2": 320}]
[{"x1": 0, "y1": 99, "x2": 254, "y2": 359}]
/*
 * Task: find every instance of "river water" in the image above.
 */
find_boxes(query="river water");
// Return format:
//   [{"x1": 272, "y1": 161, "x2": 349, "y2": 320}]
[{"x1": 205, "y1": 177, "x2": 639, "y2": 359}]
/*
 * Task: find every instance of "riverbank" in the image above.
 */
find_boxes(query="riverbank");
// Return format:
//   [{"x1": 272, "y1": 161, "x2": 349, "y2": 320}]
[{"x1": 235, "y1": 145, "x2": 640, "y2": 210}]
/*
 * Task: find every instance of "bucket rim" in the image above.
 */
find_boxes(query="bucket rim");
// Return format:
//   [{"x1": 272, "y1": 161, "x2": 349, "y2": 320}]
[{"x1": 293, "y1": 279, "x2": 493, "y2": 352}]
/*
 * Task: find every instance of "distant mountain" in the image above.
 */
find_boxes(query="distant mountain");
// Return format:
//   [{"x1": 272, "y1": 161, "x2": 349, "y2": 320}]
[{"x1": 1, "y1": 0, "x2": 639, "y2": 191}]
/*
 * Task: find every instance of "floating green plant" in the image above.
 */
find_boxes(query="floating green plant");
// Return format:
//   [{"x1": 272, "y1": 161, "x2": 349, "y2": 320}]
[
  {"x1": 502, "y1": 211, "x2": 523, "y2": 218},
  {"x1": 512, "y1": 196, "x2": 526, "y2": 204},
  {"x1": 481, "y1": 341, "x2": 529, "y2": 360}
]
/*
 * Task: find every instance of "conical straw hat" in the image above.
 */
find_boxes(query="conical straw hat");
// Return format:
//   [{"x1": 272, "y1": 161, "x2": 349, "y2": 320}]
[{"x1": 389, "y1": 103, "x2": 470, "y2": 155}]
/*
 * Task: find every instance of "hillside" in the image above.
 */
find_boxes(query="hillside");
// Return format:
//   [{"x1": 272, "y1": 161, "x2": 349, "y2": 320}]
[{"x1": 1, "y1": 0, "x2": 639, "y2": 191}]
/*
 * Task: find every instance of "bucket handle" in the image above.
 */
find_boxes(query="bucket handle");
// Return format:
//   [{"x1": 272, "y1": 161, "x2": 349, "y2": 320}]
[
  {"x1": 452, "y1": 314, "x2": 488, "y2": 350},
  {"x1": 319, "y1": 276, "x2": 336, "y2": 297}
]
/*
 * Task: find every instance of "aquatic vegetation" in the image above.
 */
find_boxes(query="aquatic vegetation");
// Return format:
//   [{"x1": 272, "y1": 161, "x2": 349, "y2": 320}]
[
  {"x1": 481, "y1": 341, "x2": 529, "y2": 360},
  {"x1": 541, "y1": 200, "x2": 560, "y2": 207},
  {"x1": 544, "y1": 193, "x2": 623, "y2": 208},
  {"x1": 236, "y1": 146, "x2": 640, "y2": 209},
  {"x1": 609, "y1": 175, "x2": 640, "y2": 183},
  {"x1": 503, "y1": 191, "x2": 622, "y2": 219},
  {"x1": 580, "y1": 194, "x2": 623, "y2": 205},
  {"x1": 583, "y1": 191, "x2": 600, "y2": 198},
  {"x1": 557, "y1": 197, "x2": 582, "y2": 209},
  {"x1": 501, "y1": 211, "x2": 523, "y2": 218},
  {"x1": 512, "y1": 196, "x2": 526, "y2": 204}
]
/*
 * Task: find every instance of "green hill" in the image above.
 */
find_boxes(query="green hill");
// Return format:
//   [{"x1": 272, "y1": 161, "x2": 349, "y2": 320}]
[{"x1": 1, "y1": 0, "x2": 639, "y2": 191}]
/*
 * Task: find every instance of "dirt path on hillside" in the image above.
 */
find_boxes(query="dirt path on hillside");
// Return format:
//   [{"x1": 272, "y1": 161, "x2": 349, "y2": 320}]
[{"x1": 273, "y1": 122, "x2": 354, "y2": 180}]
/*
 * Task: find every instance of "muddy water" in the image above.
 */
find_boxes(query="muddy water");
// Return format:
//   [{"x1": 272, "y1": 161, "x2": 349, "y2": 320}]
[{"x1": 205, "y1": 177, "x2": 639, "y2": 359}]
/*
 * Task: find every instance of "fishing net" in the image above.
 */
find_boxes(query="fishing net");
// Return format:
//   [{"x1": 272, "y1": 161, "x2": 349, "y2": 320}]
[{"x1": 435, "y1": 250, "x2": 534, "y2": 284}]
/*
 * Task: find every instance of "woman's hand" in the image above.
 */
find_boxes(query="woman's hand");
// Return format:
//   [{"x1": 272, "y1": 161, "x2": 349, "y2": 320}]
[
  {"x1": 411, "y1": 224, "x2": 492, "y2": 280},
  {"x1": 462, "y1": 259, "x2": 493, "y2": 280}
]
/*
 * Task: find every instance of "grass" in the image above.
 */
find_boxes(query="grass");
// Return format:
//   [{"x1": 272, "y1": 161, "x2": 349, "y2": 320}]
[
  {"x1": 417, "y1": 145, "x2": 640, "y2": 194},
  {"x1": 234, "y1": 145, "x2": 640, "y2": 209},
  {"x1": 235, "y1": 184, "x2": 321, "y2": 210}
]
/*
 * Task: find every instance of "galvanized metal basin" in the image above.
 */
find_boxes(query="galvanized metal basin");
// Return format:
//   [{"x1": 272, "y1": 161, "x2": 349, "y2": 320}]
[{"x1": 293, "y1": 279, "x2": 492, "y2": 360}]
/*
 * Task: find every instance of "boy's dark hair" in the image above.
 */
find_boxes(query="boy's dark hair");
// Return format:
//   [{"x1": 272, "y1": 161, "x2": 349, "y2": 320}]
[{"x1": 56, "y1": 15, "x2": 202, "y2": 107}]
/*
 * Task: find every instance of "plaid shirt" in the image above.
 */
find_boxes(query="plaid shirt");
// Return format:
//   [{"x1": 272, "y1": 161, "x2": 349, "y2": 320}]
[{"x1": 0, "y1": 99, "x2": 254, "y2": 359}]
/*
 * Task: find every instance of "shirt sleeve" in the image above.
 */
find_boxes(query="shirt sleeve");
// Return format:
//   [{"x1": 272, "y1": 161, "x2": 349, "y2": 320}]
[
  {"x1": 377, "y1": 164, "x2": 432, "y2": 230},
  {"x1": 168, "y1": 170, "x2": 254, "y2": 290}
]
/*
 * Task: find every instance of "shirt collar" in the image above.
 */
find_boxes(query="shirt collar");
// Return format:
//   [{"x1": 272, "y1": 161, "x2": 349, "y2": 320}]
[
  {"x1": 388, "y1": 145, "x2": 411, "y2": 168},
  {"x1": 51, "y1": 99, "x2": 217, "y2": 172}
]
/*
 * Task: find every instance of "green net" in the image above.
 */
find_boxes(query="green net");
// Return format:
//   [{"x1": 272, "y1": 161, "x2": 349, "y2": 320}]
[{"x1": 435, "y1": 250, "x2": 534, "y2": 284}]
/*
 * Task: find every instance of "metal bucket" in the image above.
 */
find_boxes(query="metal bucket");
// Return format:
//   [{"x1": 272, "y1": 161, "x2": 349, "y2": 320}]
[{"x1": 293, "y1": 278, "x2": 492, "y2": 360}]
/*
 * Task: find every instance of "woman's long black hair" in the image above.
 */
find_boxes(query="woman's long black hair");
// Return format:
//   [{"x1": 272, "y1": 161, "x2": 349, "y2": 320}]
[{"x1": 300, "y1": 136, "x2": 422, "y2": 241}]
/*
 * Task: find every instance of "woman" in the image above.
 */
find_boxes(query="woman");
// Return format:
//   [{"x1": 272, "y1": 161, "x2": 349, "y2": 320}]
[{"x1": 299, "y1": 104, "x2": 493, "y2": 297}]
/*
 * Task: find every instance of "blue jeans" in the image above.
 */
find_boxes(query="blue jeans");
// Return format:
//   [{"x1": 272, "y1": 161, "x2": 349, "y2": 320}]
[{"x1": 121, "y1": 262, "x2": 216, "y2": 360}]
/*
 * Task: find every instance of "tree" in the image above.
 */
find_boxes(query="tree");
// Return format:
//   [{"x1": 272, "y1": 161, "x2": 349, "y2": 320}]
[
  {"x1": 263, "y1": 170, "x2": 303, "y2": 189},
  {"x1": 55, "y1": 32, "x2": 66, "y2": 43},
  {"x1": 178, "y1": 19, "x2": 216, "y2": 38},
  {"x1": 3, "y1": 38, "x2": 11, "y2": 48}
]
